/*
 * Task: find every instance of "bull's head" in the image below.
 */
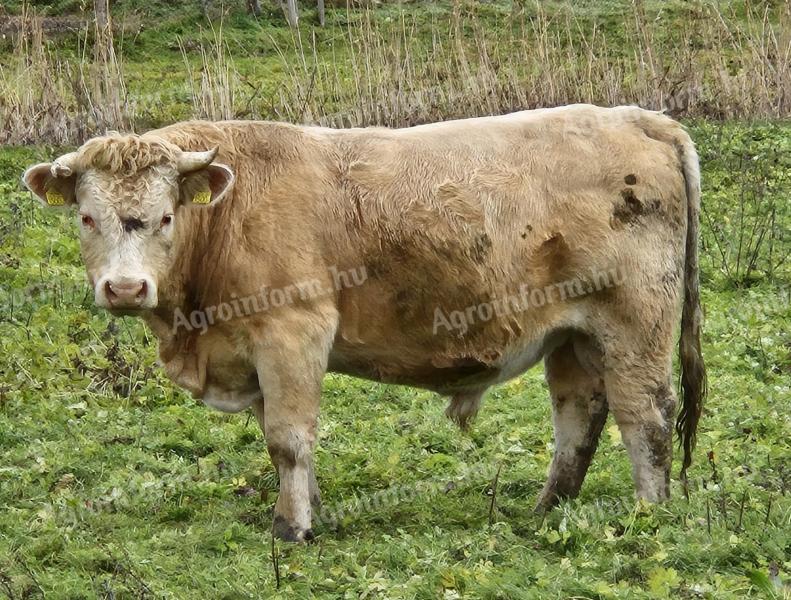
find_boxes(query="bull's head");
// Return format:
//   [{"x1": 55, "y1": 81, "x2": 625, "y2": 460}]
[{"x1": 22, "y1": 134, "x2": 234, "y2": 314}]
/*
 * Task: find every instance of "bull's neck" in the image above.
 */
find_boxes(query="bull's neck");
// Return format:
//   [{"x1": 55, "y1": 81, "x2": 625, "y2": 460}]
[{"x1": 150, "y1": 205, "x2": 222, "y2": 333}]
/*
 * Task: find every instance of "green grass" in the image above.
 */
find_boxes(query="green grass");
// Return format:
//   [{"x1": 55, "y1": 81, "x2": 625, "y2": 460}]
[
  {"x1": 1, "y1": 0, "x2": 790, "y2": 597},
  {"x1": 0, "y1": 119, "x2": 789, "y2": 598}
]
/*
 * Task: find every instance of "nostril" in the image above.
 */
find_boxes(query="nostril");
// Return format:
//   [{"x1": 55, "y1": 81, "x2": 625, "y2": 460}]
[
  {"x1": 105, "y1": 281, "x2": 118, "y2": 302},
  {"x1": 104, "y1": 280, "x2": 148, "y2": 306}
]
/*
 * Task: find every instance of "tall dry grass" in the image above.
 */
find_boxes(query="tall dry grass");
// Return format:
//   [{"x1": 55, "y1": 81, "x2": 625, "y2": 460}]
[
  {"x1": 178, "y1": 21, "x2": 238, "y2": 121},
  {"x1": 0, "y1": 1, "x2": 789, "y2": 144},
  {"x1": 275, "y1": 1, "x2": 791, "y2": 128},
  {"x1": 0, "y1": 5, "x2": 131, "y2": 145},
  {"x1": 0, "y1": 6, "x2": 74, "y2": 145}
]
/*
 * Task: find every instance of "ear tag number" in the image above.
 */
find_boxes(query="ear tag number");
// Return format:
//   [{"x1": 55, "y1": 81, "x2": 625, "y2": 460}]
[
  {"x1": 45, "y1": 189, "x2": 65, "y2": 206},
  {"x1": 193, "y1": 190, "x2": 211, "y2": 205}
]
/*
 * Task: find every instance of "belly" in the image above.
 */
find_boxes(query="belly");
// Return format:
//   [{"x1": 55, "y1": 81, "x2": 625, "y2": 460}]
[
  {"x1": 201, "y1": 382, "x2": 261, "y2": 413},
  {"x1": 328, "y1": 332, "x2": 564, "y2": 394},
  {"x1": 328, "y1": 349, "x2": 501, "y2": 393},
  {"x1": 494, "y1": 331, "x2": 568, "y2": 381},
  {"x1": 187, "y1": 320, "x2": 565, "y2": 408}
]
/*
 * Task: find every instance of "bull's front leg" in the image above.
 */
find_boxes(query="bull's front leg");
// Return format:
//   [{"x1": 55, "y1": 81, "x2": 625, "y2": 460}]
[{"x1": 252, "y1": 307, "x2": 337, "y2": 542}]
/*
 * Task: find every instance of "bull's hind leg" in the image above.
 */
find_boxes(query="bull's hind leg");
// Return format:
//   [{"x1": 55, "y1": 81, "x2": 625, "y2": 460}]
[
  {"x1": 536, "y1": 336, "x2": 608, "y2": 510},
  {"x1": 599, "y1": 325, "x2": 677, "y2": 502}
]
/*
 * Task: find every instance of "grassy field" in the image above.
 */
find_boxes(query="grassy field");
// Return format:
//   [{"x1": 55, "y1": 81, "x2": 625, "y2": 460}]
[{"x1": 1, "y1": 1, "x2": 790, "y2": 599}]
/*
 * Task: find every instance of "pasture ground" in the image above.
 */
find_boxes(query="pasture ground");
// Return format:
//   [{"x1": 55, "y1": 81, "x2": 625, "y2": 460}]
[
  {"x1": 0, "y1": 1, "x2": 790, "y2": 598},
  {"x1": 1, "y1": 115, "x2": 789, "y2": 600}
]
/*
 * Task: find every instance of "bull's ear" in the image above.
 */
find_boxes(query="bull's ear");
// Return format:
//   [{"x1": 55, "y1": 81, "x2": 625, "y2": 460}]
[
  {"x1": 22, "y1": 163, "x2": 78, "y2": 208},
  {"x1": 179, "y1": 163, "x2": 235, "y2": 206}
]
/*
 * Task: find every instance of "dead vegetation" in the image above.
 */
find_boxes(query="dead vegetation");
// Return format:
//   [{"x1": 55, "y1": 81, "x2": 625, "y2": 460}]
[
  {"x1": 0, "y1": 1, "x2": 789, "y2": 144},
  {"x1": 0, "y1": 5, "x2": 130, "y2": 145},
  {"x1": 276, "y1": 1, "x2": 791, "y2": 128}
]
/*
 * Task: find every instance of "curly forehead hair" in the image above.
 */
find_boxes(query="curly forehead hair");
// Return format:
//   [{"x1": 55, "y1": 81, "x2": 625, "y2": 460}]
[{"x1": 76, "y1": 133, "x2": 180, "y2": 174}]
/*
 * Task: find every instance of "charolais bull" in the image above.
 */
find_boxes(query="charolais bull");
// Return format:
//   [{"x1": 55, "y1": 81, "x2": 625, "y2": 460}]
[{"x1": 23, "y1": 104, "x2": 706, "y2": 541}]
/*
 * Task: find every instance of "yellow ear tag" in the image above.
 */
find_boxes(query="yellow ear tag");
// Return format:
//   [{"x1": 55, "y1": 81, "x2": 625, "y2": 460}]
[
  {"x1": 45, "y1": 189, "x2": 65, "y2": 206},
  {"x1": 193, "y1": 190, "x2": 212, "y2": 205}
]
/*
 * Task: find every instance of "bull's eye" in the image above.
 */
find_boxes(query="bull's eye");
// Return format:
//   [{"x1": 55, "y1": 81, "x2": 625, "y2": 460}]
[
  {"x1": 160, "y1": 214, "x2": 173, "y2": 228},
  {"x1": 80, "y1": 214, "x2": 95, "y2": 228}
]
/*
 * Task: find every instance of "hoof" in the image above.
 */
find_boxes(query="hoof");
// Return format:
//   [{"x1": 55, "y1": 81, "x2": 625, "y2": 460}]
[
  {"x1": 534, "y1": 488, "x2": 561, "y2": 514},
  {"x1": 273, "y1": 514, "x2": 315, "y2": 543},
  {"x1": 533, "y1": 500, "x2": 553, "y2": 516}
]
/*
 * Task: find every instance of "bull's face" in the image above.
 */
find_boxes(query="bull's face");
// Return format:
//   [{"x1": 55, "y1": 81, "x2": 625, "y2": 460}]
[{"x1": 22, "y1": 137, "x2": 234, "y2": 314}]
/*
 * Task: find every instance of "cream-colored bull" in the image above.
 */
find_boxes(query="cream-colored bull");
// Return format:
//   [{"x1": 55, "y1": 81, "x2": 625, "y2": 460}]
[{"x1": 23, "y1": 104, "x2": 706, "y2": 542}]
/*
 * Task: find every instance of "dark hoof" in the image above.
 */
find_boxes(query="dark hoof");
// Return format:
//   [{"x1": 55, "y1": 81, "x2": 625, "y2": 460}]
[
  {"x1": 534, "y1": 490, "x2": 560, "y2": 514},
  {"x1": 272, "y1": 514, "x2": 315, "y2": 543}
]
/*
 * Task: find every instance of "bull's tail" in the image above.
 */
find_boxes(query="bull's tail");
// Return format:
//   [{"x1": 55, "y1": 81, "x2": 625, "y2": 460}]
[{"x1": 674, "y1": 133, "x2": 707, "y2": 482}]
